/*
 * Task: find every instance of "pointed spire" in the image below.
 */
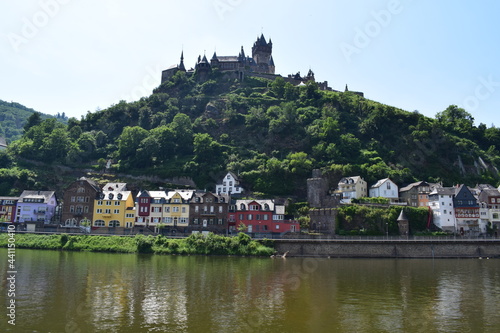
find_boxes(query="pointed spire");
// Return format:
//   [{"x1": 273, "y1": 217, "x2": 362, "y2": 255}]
[
  {"x1": 397, "y1": 209, "x2": 408, "y2": 222},
  {"x1": 211, "y1": 51, "x2": 218, "y2": 61},
  {"x1": 179, "y1": 51, "x2": 186, "y2": 71},
  {"x1": 345, "y1": 84, "x2": 349, "y2": 92},
  {"x1": 269, "y1": 55, "x2": 274, "y2": 66}
]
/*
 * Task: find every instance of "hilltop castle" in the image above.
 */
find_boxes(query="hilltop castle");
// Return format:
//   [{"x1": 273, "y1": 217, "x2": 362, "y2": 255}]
[
  {"x1": 161, "y1": 34, "x2": 362, "y2": 95},
  {"x1": 162, "y1": 34, "x2": 275, "y2": 83}
]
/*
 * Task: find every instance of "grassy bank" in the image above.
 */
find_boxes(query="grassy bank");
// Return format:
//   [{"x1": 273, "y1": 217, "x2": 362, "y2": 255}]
[{"x1": 0, "y1": 232, "x2": 275, "y2": 256}]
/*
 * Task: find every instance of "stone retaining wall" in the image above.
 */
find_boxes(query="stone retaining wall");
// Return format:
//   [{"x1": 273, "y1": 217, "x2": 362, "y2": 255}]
[{"x1": 274, "y1": 240, "x2": 500, "y2": 258}]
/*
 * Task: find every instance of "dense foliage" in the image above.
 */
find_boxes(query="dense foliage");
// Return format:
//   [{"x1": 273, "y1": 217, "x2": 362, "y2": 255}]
[
  {"x1": 336, "y1": 205, "x2": 429, "y2": 236},
  {"x1": 0, "y1": 232, "x2": 274, "y2": 256},
  {"x1": 2, "y1": 71, "x2": 500, "y2": 197},
  {"x1": 0, "y1": 100, "x2": 67, "y2": 143}
]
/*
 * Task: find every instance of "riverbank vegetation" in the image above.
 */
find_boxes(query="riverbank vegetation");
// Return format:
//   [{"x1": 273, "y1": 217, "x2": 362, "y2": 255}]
[{"x1": 0, "y1": 232, "x2": 275, "y2": 256}]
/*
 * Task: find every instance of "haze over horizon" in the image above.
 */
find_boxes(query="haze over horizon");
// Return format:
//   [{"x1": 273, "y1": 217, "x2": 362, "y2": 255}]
[{"x1": 2, "y1": 0, "x2": 500, "y2": 126}]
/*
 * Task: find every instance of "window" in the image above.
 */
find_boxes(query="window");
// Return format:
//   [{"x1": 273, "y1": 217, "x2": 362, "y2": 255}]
[
  {"x1": 219, "y1": 206, "x2": 223, "y2": 213},
  {"x1": 97, "y1": 200, "x2": 103, "y2": 205},
  {"x1": 182, "y1": 207, "x2": 186, "y2": 213},
  {"x1": 105, "y1": 209, "x2": 111, "y2": 214},
  {"x1": 239, "y1": 214, "x2": 244, "y2": 220},
  {"x1": 210, "y1": 206, "x2": 214, "y2": 213},
  {"x1": 96, "y1": 209, "x2": 102, "y2": 214},
  {"x1": 77, "y1": 187, "x2": 85, "y2": 193},
  {"x1": 126, "y1": 213, "x2": 134, "y2": 218},
  {"x1": 173, "y1": 207, "x2": 179, "y2": 212},
  {"x1": 256, "y1": 214, "x2": 261, "y2": 220},
  {"x1": 109, "y1": 220, "x2": 120, "y2": 227},
  {"x1": 94, "y1": 220, "x2": 105, "y2": 227},
  {"x1": 493, "y1": 213, "x2": 499, "y2": 219},
  {"x1": 173, "y1": 198, "x2": 180, "y2": 203},
  {"x1": 250, "y1": 204, "x2": 260, "y2": 211},
  {"x1": 115, "y1": 201, "x2": 120, "y2": 206},
  {"x1": 84, "y1": 206, "x2": 89, "y2": 213},
  {"x1": 114, "y1": 209, "x2": 119, "y2": 214},
  {"x1": 248, "y1": 214, "x2": 253, "y2": 220},
  {"x1": 70, "y1": 205, "x2": 75, "y2": 213},
  {"x1": 180, "y1": 217, "x2": 188, "y2": 223},
  {"x1": 193, "y1": 218, "x2": 199, "y2": 224},
  {"x1": 71, "y1": 196, "x2": 76, "y2": 202},
  {"x1": 387, "y1": 182, "x2": 391, "y2": 189},
  {"x1": 263, "y1": 215, "x2": 268, "y2": 220},
  {"x1": 240, "y1": 204, "x2": 246, "y2": 210},
  {"x1": 106, "y1": 201, "x2": 111, "y2": 206},
  {"x1": 218, "y1": 219, "x2": 223, "y2": 225},
  {"x1": 164, "y1": 207, "x2": 170, "y2": 213}
]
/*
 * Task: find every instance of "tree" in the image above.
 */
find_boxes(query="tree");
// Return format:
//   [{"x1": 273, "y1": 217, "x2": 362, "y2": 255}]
[
  {"x1": 23, "y1": 112, "x2": 42, "y2": 132},
  {"x1": 436, "y1": 105, "x2": 475, "y2": 136},
  {"x1": 117, "y1": 126, "x2": 148, "y2": 167}
]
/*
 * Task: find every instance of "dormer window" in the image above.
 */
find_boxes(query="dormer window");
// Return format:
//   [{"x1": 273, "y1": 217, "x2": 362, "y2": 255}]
[
  {"x1": 240, "y1": 204, "x2": 246, "y2": 210},
  {"x1": 108, "y1": 193, "x2": 114, "y2": 200}
]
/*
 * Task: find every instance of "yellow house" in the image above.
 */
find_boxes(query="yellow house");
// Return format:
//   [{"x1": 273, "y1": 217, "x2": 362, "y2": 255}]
[
  {"x1": 163, "y1": 190, "x2": 194, "y2": 228},
  {"x1": 93, "y1": 183, "x2": 135, "y2": 228}
]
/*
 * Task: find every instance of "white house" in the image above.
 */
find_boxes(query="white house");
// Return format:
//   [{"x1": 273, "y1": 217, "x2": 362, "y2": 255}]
[
  {"x1": 369, "y1": 178, "x2": 399, "y2": 202},
  {"x1": 428, "y1": 187, "x2": 456, "y2": 232},
  {"x1": 215, "y1": 172, "x2": 244, "y2": 195}
]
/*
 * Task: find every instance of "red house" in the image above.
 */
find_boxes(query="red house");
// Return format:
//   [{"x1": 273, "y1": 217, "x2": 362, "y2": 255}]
[{"x1": 230, "y1": 199, "x2": 299, "y2": 234}]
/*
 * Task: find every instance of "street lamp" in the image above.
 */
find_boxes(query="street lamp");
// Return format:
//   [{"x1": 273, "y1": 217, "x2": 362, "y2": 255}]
[{"x1": 386, "y1": 222, "x2": 388, "y2": 240}]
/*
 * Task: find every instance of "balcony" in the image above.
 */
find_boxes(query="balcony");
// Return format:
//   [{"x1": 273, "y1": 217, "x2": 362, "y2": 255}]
[{"x1": 34, "y1": 210, "x2": 47, "y2": 215}]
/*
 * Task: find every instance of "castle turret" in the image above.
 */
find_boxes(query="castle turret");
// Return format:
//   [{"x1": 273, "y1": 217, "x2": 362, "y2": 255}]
[
  {"x1": 252, "y1": 34, "x2": 273, "y2": 73},
  {"x1": 211, "y1": 51, "x2": 219, "y2": 67},
  {"x1": 179, "y1": 51, "x2": 186, "y2": 71},
  {"x1": 195, "y1": 54, "x2": 211, "y2": 81}
]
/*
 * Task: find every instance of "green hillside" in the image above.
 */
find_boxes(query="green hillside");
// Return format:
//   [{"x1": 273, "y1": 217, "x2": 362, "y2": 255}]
[
  {"x1": 0, "y1": 99, "x2": 67, "y2": 143},
  {"x1": 2, "y1": 70, "x2": 500, "y2": 198}
]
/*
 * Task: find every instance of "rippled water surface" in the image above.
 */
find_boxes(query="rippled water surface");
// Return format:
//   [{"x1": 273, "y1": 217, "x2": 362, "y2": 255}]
[{"x1": 1, "y1": 249, "x2": 500, "y2": 332}]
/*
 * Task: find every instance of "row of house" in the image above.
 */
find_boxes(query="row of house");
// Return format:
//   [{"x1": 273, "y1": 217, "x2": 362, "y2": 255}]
[
  {"x1": 0, "y1": 173, "x2": 299, "y2": 235},
  {"x1": 332, "y1": 176, "x2": 500, "y2": 236}
]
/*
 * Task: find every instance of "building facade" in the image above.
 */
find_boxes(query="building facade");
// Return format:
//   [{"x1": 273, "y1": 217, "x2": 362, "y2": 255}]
[
  {"x1": 369, "y1": 178, "x2": 399, "y2": 202},
  {"x1": 61, "y1": 177, "x2": 101, "y2": 226},
  {"x1": 334, "y1": 176, "x2": 367, "y2": 203},
  {"x1": 231, "y1": 199, "x2": 300, "y2": 234},
  {"x1": 16, "y1": 191, "x2": 58, "y2": 224},
  {"x1": 215, "y1": 172, "x2": 244, "y2": 195},
  {"x1": 93, "y1": 183, "x2": 134, "y2": 228},
  {"x1": 428, "y1": 187, "x2": 456, "y2": 232},
  {"x1": 0, "y1": 196, "x2": 19, "y2": 223},
  {"x1": 190, "y1": 192, "x2": 230, "y2": 234}
]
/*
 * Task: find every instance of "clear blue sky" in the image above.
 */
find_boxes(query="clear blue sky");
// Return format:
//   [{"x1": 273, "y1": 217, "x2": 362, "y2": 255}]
[{"x1": 2, "y1": 0, "x2": 500, "y2": 127}]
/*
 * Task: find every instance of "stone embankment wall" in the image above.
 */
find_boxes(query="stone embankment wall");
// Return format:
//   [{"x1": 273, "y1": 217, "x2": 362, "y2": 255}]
[{"x1": 274, "y1": 240, "x2": 500, "y2": 258}]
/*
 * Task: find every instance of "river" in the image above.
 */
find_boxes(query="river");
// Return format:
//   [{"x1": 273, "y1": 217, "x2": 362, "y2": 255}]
[{"x1": 1, "y1": 249, "x2": 500, "y2": 332}]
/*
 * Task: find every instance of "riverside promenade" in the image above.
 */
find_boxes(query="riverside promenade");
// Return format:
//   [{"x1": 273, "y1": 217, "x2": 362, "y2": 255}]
[{"x1": 274, "y1": 238, "x2": 500, "y2": 258}]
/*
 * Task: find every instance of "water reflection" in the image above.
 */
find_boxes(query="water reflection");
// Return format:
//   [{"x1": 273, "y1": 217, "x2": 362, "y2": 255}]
[{"x1": 2, "y1": 250, "x2": 500, "y2": 333}]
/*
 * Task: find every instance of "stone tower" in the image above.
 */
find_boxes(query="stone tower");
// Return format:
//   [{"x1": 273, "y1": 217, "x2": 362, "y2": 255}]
[{"x1": 252, "y1": 34, "x2": 274, "y2": 74}]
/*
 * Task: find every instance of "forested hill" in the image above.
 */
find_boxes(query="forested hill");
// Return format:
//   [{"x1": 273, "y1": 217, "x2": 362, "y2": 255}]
[
  {"x1": 3, "y1": 70, "x2": 500, "y2": 197},
  {"x1": 0, "y1": 99, "x2": 67, "y2": 143}
]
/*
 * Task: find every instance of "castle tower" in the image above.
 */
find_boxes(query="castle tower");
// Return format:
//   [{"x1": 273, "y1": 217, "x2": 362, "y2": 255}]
[
  {"x1": 252, "y1": 34, "x2": 273, "y2": 74},
  {"x1": 211, "y1": 51, "x2": 219, "y2": 68},
  {"x1": 195, "y1": 54, "x2": 211, "y2": 81}
]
